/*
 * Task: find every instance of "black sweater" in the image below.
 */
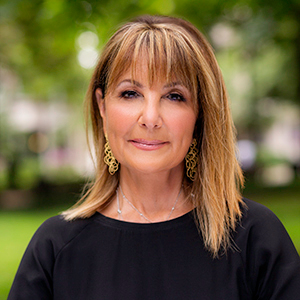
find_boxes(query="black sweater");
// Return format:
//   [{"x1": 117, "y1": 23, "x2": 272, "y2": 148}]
[{"x1": 8, "y1": 198, "x2": 300, "y2": 299}]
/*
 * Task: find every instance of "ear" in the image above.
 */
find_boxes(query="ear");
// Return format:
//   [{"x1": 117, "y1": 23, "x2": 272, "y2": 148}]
[
  {"x1": 95, "y1": 88, "x2": 107, "y2": 135},
  {"x1": 95, "y1": 88, "x2": 105, "y2": 117}
]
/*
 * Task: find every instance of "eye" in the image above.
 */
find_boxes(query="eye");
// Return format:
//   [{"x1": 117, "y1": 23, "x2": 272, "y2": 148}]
[
  {"x1": 166, "y1": 92, "x2": 186, "y2": 102},
  {"x1": 120, "y1": 90, "x2": 140, "y2": 99}
]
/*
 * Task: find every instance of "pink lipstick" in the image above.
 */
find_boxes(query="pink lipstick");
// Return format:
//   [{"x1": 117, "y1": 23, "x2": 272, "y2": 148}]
[{"x1": 129, "y1": 139, "x2": 168, "y2": 151}]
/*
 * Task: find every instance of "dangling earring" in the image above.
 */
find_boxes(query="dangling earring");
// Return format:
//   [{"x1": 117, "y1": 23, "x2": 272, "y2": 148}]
[
  {"x1": 185, "y1": 138, "x2": 198, "y2": 181},
  {"x1": 104, "y1": 135, "x2": 119, "y2": 175}
]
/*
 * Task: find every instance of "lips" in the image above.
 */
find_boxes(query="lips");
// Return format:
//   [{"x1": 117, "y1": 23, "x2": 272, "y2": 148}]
[{"x1": 129, "y1": 139, "x2": 168, "y2": 151}]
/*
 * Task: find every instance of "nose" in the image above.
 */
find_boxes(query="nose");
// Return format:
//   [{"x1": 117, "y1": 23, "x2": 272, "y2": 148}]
[{"x1": 138, "y1": 94, "x2": 162, "y2": 129}]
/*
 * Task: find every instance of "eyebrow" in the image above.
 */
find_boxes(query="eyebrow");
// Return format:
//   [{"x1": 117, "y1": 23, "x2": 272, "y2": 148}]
[
  {"x1": 116, "y1": 79, "x2": 143, "y2": 88},
  {"x1": 164, "y1": 81, "x2": 183, "y2": 88},
  {"x1": 117, "y1": 79, "x2": 184, "y2": 89}
]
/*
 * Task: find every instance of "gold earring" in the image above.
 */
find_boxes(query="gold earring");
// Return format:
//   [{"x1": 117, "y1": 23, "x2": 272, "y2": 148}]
[
  {"x1": 185, "y1": 138, "x2": 198, "y2": 181},
  {"x1": 104, "y1": 136, "x2": 119, "y2": 175}
]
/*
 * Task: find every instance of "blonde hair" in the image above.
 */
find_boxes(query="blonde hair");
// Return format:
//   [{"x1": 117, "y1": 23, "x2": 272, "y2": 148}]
[{"x1": 63, "y1": 15, "x2": 244, "y2": 257}]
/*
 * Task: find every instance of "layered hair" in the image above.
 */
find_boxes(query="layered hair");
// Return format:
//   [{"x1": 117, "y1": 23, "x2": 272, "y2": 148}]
[{"x1": 63, "y1": 15, "x2": 244, "y2": 257}]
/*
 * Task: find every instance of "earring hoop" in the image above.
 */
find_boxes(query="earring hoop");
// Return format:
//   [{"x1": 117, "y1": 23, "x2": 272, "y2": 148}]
[
  {"x1": 104, "y1": 136, "x2": 119, "y2": 175},
  {"x1": 185, "y1": 138, "x2": 198, "y2": 181}
]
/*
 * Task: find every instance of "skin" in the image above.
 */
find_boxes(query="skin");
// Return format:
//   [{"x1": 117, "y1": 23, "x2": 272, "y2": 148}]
[{"x1": 96, "y1": 62, "x2": 197, "y2": 222}]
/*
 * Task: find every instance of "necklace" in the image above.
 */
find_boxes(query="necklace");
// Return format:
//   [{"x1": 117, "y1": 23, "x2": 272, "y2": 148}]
[
  {"x1": 116, "y1": 188, "x2": 123, "y2": 221},
  {"x1": 117, "y1": 185, "x2": 182, "y2": 223}
]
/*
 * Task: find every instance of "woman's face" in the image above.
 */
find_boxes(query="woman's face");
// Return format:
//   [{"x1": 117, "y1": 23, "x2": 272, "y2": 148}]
[{"x1": 96, "y1": 61, "x2": 197, "y2": 177}]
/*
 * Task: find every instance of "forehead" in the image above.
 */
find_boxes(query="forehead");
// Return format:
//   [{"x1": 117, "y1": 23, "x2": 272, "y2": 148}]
[
  {"x1": 105, "y1": 38, "x2": 200, "y2": 112},
  {"x1": 108, "y1": 54, "x2": 190, "y2": 90},
  {"x1": 106, "y1": 58, "x2": 199, "y2": 113},
  {"x1": 115, "y1": 59, "x2": 177, "y2": 83}
]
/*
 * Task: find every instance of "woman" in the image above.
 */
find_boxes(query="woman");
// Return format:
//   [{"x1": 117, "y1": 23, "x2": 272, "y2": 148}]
[{"x1": 8, "y1": 15, "x2": 300, "y2": 299}]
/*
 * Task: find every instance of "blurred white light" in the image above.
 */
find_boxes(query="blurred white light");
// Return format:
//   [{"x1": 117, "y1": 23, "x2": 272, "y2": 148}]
[
  {"x1": 9, "y1": 100, "x2": 39, "y2": 132},
  {"x1": 77, "y1": 31, "x2": 99, "y2": 49},
  {"x1": 261, "y1": 164, "x2": 294, "y2": 186},
  {"x1": 237, "y1": 140, "x2": 257, "y2": 169},
  {"x1": 262, "y1": 103, "x2": 300, "y2": 163},
  {"x1": 8, "y1": 100, "x2": 70, "y2": 132},
  {"x1": 210, "y1": 23, "x2": 239, "y2": 49},
  {"x1": 77, "y1": 49, "x2": 98, "y2": 69},
  {"x1": 231, "y1": 72, "x2": 252, "y2": 94}
]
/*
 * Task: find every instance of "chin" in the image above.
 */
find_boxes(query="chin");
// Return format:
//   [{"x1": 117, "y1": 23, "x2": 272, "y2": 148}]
[{"x1": 122, "y1": 160, "x2": 184, "y2": 176}]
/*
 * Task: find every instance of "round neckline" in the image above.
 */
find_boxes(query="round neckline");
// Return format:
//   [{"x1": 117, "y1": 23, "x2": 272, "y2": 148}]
[{"x1": 94, "y1": 209, "x2": 195, "y2": 231}]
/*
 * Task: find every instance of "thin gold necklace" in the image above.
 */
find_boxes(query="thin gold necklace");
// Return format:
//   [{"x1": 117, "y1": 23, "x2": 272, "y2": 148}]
[{"x1": 116, "y1": 185, "x2": 182, "y2": 223}]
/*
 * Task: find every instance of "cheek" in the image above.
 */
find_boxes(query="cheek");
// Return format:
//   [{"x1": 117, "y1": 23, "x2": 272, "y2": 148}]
[
  {"x1": 105, "y1": 103, "x2": 136, "y2": 135},
  {"x1": 170, "y1": 111, "x2": 196, "y2": 141}
]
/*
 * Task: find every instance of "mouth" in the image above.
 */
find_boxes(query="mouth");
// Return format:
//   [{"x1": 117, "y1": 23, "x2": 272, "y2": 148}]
[{"x1": 129, "y1": 139, "x2": 168, "y2": 151}]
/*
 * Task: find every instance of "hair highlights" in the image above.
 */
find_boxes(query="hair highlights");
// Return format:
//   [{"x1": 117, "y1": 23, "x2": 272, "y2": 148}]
[{"x1": 62, "y1": 15, "x2": 244, "y2": 257}]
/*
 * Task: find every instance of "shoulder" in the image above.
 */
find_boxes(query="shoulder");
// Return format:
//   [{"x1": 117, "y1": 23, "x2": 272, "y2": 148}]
[
  {"x1": 8, "y1": 214, "x2": 100, "y2": 299},
  {"x1": 240, "y1": 198, "x2": 284, "y2": 228},
  {"x1": 28, "y1": 214, "x2": 98, "y2": 257},
  {"x1": 236, "y1": 198, "x2": 300, "y2": 298},
  {"x1": 235, "y1": 198, "x2": 300, "y2": 271},
  {"x1": 236, "y1": 198, "x2": 295, "y2": 248},
  {"x1": 238, "y1": 198, "x2": 299, "y2": 247}
]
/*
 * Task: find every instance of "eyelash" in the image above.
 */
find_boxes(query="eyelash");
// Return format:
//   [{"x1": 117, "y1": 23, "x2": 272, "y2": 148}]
[
  {"x1": 119, "y1": 90, "x2": 186, "y2": 102},
  {"x1": 166, "y1": 93, "x2": 186, "y2": 102},
  {"x1": 120, "y1": 90, "x2": 139, "y2": 99}
]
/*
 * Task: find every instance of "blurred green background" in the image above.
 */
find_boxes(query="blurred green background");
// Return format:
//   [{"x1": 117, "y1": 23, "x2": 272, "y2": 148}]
[{"x1": 1, "y1": 0, "x2": 300, "y2": 298}]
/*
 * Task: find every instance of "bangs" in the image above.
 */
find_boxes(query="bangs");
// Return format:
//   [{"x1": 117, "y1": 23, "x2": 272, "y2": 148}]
[{"x1": 106, "y1": 24, "x2": 199, "y2": 112}]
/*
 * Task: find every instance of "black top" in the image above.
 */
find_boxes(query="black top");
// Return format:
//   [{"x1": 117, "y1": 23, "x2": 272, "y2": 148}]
[{"x1": 8, "y1": 198, "x2": 300, "y2": 300}]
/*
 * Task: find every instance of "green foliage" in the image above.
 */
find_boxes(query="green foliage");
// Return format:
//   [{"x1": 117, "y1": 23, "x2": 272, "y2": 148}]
[
  {"x1": 14, "y1": 157, "x2": 40, "y2": 189},
  {"x1": 43, "y1": 165, "x2": 81, "y2": 184},
  {"x1": 2, "y1": 0, "x2": 299, "y2": 104},
  {"x1": 1, "y1": 1, "x2": 300, "y2": 195},
  {"x1": 256, "y1": 146, "x2": 290, "y2": 167}
]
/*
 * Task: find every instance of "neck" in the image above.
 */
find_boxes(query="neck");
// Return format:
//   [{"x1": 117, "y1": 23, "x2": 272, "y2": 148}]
[{"x1": 117, "y1": 165, "x2": 192, "y2": 222}]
